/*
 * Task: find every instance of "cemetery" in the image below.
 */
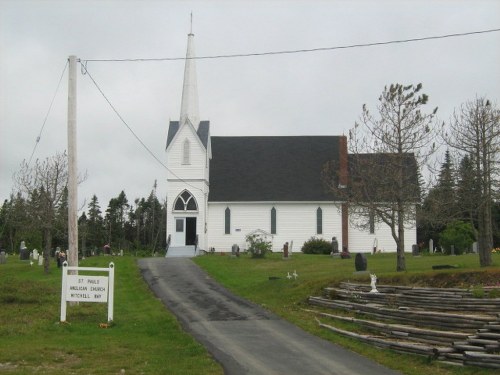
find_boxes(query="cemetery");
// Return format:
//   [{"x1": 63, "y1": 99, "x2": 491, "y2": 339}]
[{"x1": 0, "y1": 242, "x2": 499, "y2": 374}]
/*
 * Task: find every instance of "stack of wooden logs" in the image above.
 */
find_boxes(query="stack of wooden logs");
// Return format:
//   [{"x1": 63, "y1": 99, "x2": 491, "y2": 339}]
[{"x1": 308, "y1": 282, "x2": 500, "y2": 369}]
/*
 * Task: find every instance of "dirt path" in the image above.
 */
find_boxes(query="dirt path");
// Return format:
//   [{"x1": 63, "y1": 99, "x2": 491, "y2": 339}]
[{"x1": 138, "y1": 257, "x2": 401, "y2": 375}]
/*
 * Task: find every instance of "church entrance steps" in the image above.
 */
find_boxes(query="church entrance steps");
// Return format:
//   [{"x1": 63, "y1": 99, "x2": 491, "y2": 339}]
[
  {"x1": 308, "y1": 282, "x2": 500, "y2": 369},
  {"x1": 166, "y1": 246, "x2": 197, "y2": 258}
]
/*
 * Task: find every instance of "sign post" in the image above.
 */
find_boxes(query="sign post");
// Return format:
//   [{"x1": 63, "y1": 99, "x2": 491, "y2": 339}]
[{"x1": 60, "y1": 261, "x2": 115, "y2": 322}]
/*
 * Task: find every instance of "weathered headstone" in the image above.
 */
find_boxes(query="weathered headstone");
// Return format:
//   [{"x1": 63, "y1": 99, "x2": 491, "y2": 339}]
[
  {"x1": 283, "y1": 242, "x2": 289, "y2": 259},
  {"x1": 412, "y1": 244, "x2": 419, "y2": 256},
  {"x1": 354, "y1": 253, "x2": 367, "y2": 271},
  {"x1": 33, "y1": 249, "x2": 39, "y2": 260},
  {"x1": 231, "y1": 243, "x2": 240, "y2": 258},
  {"x1": 450, "y1": 245, "x2": 455, "y2": 256},
  {"x1": 472, "y1": 242, "x2": 478, "y2": 253},
  {"x1": 19, "y1": 241, "x2": 29, "y2": 260},
  {"x1": 38, "y1": 253, "x2": 44, "y2": 266},
  {"x1": 429, "y1": 239, "x2": 434, "y2": 253},
  {"x1": 0, "y1": 251, "x2": 6, "y2": 264},
  {"x1": 331, "y1": 237, "x2": 339, "y2": 254}
]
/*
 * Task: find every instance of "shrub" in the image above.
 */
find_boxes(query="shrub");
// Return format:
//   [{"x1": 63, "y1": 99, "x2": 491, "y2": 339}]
[
  {"x1": 439, "y1": 221, "x2": 475, "y2": 255},
  {"x1": 301, "y1": 237, "x2": 331, "y2": 255},
  {"x1": 246, "y1": 233, "x2": 272, "y2": 258}
]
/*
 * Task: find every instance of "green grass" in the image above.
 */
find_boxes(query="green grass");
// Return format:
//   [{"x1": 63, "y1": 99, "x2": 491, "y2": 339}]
[
  {"x1": 1, "y1": 252, "x2": 499, "y2": 374},
  {"x1": 0, "y1": 256, "x2": 222, "y2": 375},
  {"x1": 194, "y1": 252, "x2": 500, "y2": 375}
]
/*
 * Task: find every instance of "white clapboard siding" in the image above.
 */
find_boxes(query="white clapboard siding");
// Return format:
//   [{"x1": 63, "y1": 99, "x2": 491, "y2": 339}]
[
  {"x1": 166, "y1": 125, "x2": 208, "y2": 181},
  {"x1": 348, "y1": 214, "x2": 417, "y2": 253},
  {"x1": 207, "y1": 202, "x2": 343, "y2": 252}
]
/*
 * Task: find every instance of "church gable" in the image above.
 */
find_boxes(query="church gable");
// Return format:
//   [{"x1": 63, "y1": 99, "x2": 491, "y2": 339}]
[{"x1": 166, "y1": 121, "x2": 208, "y2": 172}]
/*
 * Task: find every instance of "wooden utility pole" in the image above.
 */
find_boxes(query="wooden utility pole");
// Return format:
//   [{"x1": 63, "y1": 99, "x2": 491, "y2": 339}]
[{"x1": 67, "y1": 55, "x2": 78, "y2": 273}]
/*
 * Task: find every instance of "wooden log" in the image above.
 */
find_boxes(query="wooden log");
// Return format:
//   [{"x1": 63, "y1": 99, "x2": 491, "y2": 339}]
[
  {"x1": 464, "y1": 351, "x2": 500, "y2": 361},
  {"x1": 477, "y1": 332, "x2": 500, "y2": 339},
  {"x1": 463, "y1": 361, "x2": 500, "y2": 369},
  {"x1": 452, "y1": 344, "x2": 486, "y2": 352},
  {"x1": 467, "y1": 338, "x2": 500, "y2": 346},
  {"x1": 308, "y1": 309, "x2": 469, "y2": 341},
  {"x1": 308, "y1": 296, "x2": 492, "y2": 329},
  {"x1": 317, "y1": 320, "x2": 444, "y2": 357}
]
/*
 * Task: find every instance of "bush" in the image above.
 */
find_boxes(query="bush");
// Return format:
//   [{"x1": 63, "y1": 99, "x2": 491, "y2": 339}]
[
  {"x1": 439, "y1": 221, "x2": 475, "y2": 255},
  {"x1": 301, "y1": 237, "x2": 331, "y2": 254},
  {"x1": 246, "y1": 234, "x2": 272, "y2": 258}
]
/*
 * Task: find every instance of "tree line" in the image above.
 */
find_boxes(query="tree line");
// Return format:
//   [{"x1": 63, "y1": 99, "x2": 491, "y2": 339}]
[
  {"x1": 323, "y1": 85, "x2": 499, "y2": 270},
  {"x1": 0, "y1": 172, "x2": 166, "y2": 258}
]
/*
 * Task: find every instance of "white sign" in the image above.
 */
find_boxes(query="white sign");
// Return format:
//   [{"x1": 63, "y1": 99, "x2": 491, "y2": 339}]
[
  {"x1": 60, "y1": 261, "x2": 115, "y2": 323},
  {"x1": 66, "y1": 275, "x2": 109, "y2": 302}
]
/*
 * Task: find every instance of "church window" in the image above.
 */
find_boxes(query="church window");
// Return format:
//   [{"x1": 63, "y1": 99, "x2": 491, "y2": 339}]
[
  {"x1": 182, "y1": 139, "x2": 190, "y2": 164},
  {"x1": 271, "y1": 207, "x2": 276, "y2": 234},
  {"x1": 225, "y1": 207, "x2": 231, "y2": 234},
  {"x1": 316, "y1": 207, "x2": 323, "y2": 234},
  {"x1": 173, "y1": 190, "x2": 198, "y2": 211}
]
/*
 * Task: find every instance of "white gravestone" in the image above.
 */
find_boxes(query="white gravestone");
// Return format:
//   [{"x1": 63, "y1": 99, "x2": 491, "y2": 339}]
[{"x1": 38, "y1": 253, "x2": 44, "y2": 266}]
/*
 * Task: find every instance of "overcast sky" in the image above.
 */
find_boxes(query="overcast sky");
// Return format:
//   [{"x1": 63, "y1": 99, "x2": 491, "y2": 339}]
[{"x1": 1, "y1": 0, "x2": 499, "y2": 213}]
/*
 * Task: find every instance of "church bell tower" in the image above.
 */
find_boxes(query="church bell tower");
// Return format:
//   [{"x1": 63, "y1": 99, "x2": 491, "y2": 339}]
[{"x1": 165, "y1": 26, "x2": 211, "y2": 256}]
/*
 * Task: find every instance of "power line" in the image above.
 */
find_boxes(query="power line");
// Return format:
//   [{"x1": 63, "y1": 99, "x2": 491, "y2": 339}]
[
  {"x1": 82, "y1": 28, "x2": 500, "y2": 63},
  {"x1": 80, "y1": 62, "x2": 205, "y2": 194},
  {"x1": 27, "y1": 60, "x2": 69, "y2": 166}
]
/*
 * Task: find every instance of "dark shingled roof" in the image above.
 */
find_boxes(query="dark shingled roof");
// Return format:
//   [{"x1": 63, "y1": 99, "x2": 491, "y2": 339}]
[
  {"x1": 348, "y1": 153, "x2": 420, "y2": 202},
  {"x1": 166, "y1": 121, "x2": 210, "y2": 149},
  {"x1": 209, "y1": 136, "x2": 342, "y2": 202}
]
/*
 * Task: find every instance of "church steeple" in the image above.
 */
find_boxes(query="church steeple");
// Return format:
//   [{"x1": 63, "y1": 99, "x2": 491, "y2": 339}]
[{"x1": 179, "y1": 23, "x2": 200, "y2": 129}]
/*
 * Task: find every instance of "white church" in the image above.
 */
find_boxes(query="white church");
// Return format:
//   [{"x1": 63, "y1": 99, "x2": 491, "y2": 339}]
[{"x1": 165, "y1": 32, "x2": 417, "y2": 257}]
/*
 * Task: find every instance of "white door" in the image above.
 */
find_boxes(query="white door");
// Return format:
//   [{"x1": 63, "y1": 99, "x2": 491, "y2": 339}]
[{"x1": 173, "y1": 218, "x2": 185, "y2": 246}]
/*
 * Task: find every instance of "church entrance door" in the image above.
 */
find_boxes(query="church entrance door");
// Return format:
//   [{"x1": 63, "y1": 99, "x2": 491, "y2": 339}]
[
  {"x1": 185, "y1": 217, "x2": 197, "y2": 246},
  {"x1": 173, "y1": 217, "x2": 197, "y2": 246}
]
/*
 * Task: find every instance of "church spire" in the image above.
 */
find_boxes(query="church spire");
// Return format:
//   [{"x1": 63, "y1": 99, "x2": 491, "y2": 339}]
[{"x1": 179, "y1": 17, "x2": 200, "y2": 129}]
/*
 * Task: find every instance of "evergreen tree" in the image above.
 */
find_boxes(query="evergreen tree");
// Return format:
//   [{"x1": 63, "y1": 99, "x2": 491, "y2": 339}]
[{"x1": 87, "y1": 195, "x2": 104, "y2": 251}]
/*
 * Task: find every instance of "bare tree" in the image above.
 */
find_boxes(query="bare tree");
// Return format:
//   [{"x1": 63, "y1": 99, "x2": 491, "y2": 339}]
[
  {"x1": 324, "y1": 83, "x2": 438, "y2": 272},
  {"x1": 444, "y1": 98, "x2": 500, "y2": 266},
  {"x1": 15, "y1": 151, "x2": 68, "y2": 273}
]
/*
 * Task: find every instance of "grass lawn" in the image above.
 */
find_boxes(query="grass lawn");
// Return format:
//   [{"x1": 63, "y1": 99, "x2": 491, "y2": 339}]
[
  {"x1": 0, "y1": 256, "x2": 222, "y2": 375},
  {"x1": 1, "y1": 252, "x2": 499, "y2": 374},
  {"x1": 194, "y1": 251, "x2": 500, "y2": 375}
]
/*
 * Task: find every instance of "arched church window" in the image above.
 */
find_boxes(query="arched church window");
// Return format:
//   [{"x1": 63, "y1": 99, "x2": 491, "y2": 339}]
[
  {"x1": 225, "y1": 207, "x2": 231, "y2": 234},
  {"x1": 182, "y1": 139, "x2": 190, "y2": 164},
  {"x1": 317, "y1": 207, "x2": 323, "y2": 235},
  {"x1": 271, "y1": 207, "x2": 277, "y2": 234},
  {"x1": 173, "y1": 190, "x2": 198, "y2": 211}
]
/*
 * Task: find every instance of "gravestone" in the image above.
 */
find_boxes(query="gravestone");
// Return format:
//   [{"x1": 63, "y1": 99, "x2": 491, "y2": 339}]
[
  {"x1": 283, "y1": 242, "x2": 289, "y2": 259},
  {"x1": 354, "y1": 253, "x2": 367, "y2": 271},
  {"x1": 331, "y1": 237, "x2": 339, "y2": 254},
  {"x1": 412, "y1": 244, "x2": 419, "y2": 256},
  {"x1": 32, "y1": 249, "x2": 39, "y2": 260},
  {"x1": 231, "y1": 244, "x2": 240, "y2": 258},
  {"x1": 450, "y1": 245, "x2": 455, "y2": 256},
  {"x1": 19, "y1": 241, "x2": 29, "y2": 260},
  {"x1": 472, "y1": 242, "x2": 478, "y2": 253},
  {"x1": 429, "y1": 239, "x2": 434, "y2": 253},
  {"x1": 38, "y1": 253, "x2": 44, "y2": 266},
  {"x1": 0, "y1": 251, "x2": 6, "y2": 264}
]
